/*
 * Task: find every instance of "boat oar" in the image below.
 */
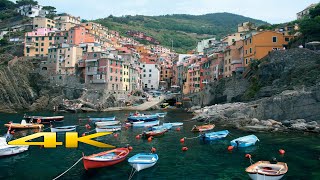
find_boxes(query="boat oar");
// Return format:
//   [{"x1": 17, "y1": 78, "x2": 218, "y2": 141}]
[{"x1": 113, "y1": 151, "x2": 126, "y2": 159}]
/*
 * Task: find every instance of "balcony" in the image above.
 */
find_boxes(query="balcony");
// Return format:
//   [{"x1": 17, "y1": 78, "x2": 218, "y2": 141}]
[
  {"x1": 92, "y1": 79, "x2": 107, "y2": 84},
  {"x1": 231, "y1": 60, "x2": 242, "y2": 65},
  {"x1": 86, "y1": 67, "x2": 98, "y2": 75},
  {"x1": 25, "y1": 42, "x2": 36, "y2": 48}
]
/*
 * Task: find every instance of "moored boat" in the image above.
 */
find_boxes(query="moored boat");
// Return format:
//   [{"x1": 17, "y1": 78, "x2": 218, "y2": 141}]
[
  {"x1": 154, "y1": 112, "x2": 167, "y2": 118},
  {"x1": 50, "y1": 125, "x2": 77, "y2": 132},
  {"x1": 191, "y1": 124, "x2": 215, "y2": 132},
  {"x1": 246, "y1": 161, "x2": 288, "y2": 180},
  {"x1": 132, "y1": 120, "x2": 160, "y2": 128},
  {"x1": 127, "y1": 113, "x2": 158, "y2": 122},
  {"x1": 4, "y1": 120, "x2": 44, "y2": 129},
  {"x1": 230, "y1": 134, "x2": 260, "y2": 148},
  {"x1": 163, "y1": 122, "x2": 183, "y2": 127},
  {"x1": 201, "y1": 130, "x2": 229, "y2": 141},
  {"x1": 151, "y1": 123, "x2": 172, "y2": 131},
  {"x1": 89, "y1": 116, "x2": 116, "y2": 122},
  {"x1": 82, "y1": 148, "x2": 130, "y2": 170},
  {"x1": 95, "y1": 121, "x2": 120, "y2": 127},
  {"x1": 142, "y1": 129, "x2": 167, "y2": 138},
  {"x1": 95, "y1": 126, "x2": 121, "y2": 132},
  {"x1": 23, "y1": 115, "x2": 64, "y2": 124},
  {"x1": 0, "y1": 137, "x2": 29, "y2": 157},
  {"x1": 128, "y1": 153, "x2": 158, "y2": 172}
]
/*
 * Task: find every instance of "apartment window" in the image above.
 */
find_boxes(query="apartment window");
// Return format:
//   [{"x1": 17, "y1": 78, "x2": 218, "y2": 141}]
[
  {"x1": 229, "y1": 66, "x2": 231, "y2": 71},
  {"x1": 36, "y1": 43, "x2": 39, "y2": 46},
  {"x1": 41, "y1": 43, "x2": 44, "y2": 46},
  {"x1": 245, "y1": 59, "x2": 248, "y2": 64},
  {"x1": 142, "y1": 65, "x2": 145, "y2": 68},
  {"x1": 245, "y1": 50, "x2": 248, "y2": 54},
  {"x1": 245, "y1": 40, "x2": 247, "y2": 45},
  {"x1": 229, "y1": 59, "x2": 231, "y2": 63},
  {"x1": 110, "y1": 76, "x2": 113, "y2": 81},
  {"x1": 143, "y1": 69, "x2": 146, "y2": 72},
  {"x1": 36, "y1": 48, "x2": 38, "y2": 52},
  {"x1": 36, "y1": 37, "x2": 39, "y2": 41},
  {"x1": 249, "y1": 48, "x2": 252, "y2": 53},
  {"x1": 225, "y1": 67, "x2": 227, "y2": 72},
  {"x1": 149, "y1": 69, "x2": 152, "y2": 72},
  {"x1": 42, "y1": 37, "x2": 44, "y2": 41},
  {"x1": 149, "y1": 74, "x2": 151, "y2": 77},
  {"x1": 148, "y1": 80, "x2": 151, "y2": 83},
  {"x1": 41, "y1": 48, "x2": 44, "y2": 52},
  {"x1": 249, "y1": 38, "x2": 252, "y2": 44},
  {"x1": 115, "y1": 69, "x2": 118, "y2": 74},
  {"x1": 49, "y1": 42, "x2": 52, "y2": 46},
  {"x1": 49, "y1": 37, "x2": 52, "y2": 40},
  {"x1": 272, "y1": 36, "x2": 277, "y2": 42},
  {"x1": 285, "y1": 37, "x2": 290, "y2": 42},
  {"x1": 250, "y1": 58, "x2": 253, "y2": 62},
  {"x1": 232, "y1": 39, "x2": 235, "y2": 42},
  {"x1": 110, "y1": 68, "x2": 113, "y2": 73},
  {"x1": 143, "y1": 74, "x2": 146, "y2": 77}
]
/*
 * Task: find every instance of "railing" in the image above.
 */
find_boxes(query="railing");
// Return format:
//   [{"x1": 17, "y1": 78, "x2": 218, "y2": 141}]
[
  {"x1": 92, "y1": 79, "x2": 107, "y2": 84},
  {"x1": 231, "y1": 60, "x2": 242, "y2": 65}
]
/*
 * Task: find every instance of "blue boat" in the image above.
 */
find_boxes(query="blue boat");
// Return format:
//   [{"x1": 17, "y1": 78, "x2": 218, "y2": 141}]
[
  {"x1": 154, "y1": 112, "x2": 167, "y2": 118},
  {"x1": 127, "y1": 115, "x2": 158, "y2": 122},
  {"x1": 132, "y1": 120, "x2": 160, "y2": 128},
  {"x1": 151, "y1": 123, "x2": 172, "y2": 131},
  {"x1": 128, "y1": 153, "x2": 159, "y2": 172},
  {"x1": 201, "y1": 130, "x2": 229, "y2": 141},
  {"x1": 89, "y1": 116, "x2": 116, "y2": 121},
  {"x1": 163, "y1": 122, "x2": 183, "y2": 127},
  {"x1": 230, "y1": 134, "x2": 259, "y2": 148}
]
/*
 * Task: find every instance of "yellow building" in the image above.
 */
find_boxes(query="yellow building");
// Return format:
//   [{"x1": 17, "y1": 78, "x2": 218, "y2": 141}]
[
  {"x1": 33, "y1": 17, "x2": 55, "y2": 29},
  {"x1": 24, "y1": 28, "x2": 56, "y2": 57},
  {"x1": 243, "y1": 31, "x2": 294, "y2": 67},
  {"x1": 122, "y1": 63, "x2": 130, "y2": 91},
  {"x1": 222, "y1": 32, "x2": 243, "y2": 45},
  {"x1": 54, "y1": 13, "x2": 81, "y2": 31}
]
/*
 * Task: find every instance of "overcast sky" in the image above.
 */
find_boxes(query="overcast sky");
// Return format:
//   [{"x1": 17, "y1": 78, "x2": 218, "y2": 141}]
[{"x1": 35, "y1": 0, "x2": 319, "y2": 24}]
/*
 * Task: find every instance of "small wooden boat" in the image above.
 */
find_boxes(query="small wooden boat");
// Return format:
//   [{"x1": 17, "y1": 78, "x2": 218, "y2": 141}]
[
  {"x1": 95, "y1": 121, "x2": 120, "y2": 127},
  {"x1": 191, "y1": 124, "x2": 215, "y2": 132},
  {"x1": 246, "y1": 161, "x2": 288, "y2": 180},
  {"x1": 142, "y1": 129, "x2": 167, "y2": 138},
  {"x1": 151, "y1": 124, "x2": 172, "y2": 131},
  {"x1": 89, "y1": 116, "x2": 116, "y2": 122},
  {"x1": 96, "y1": 126, "x2": 121, "y2": 132},
  {"x1": 163, "y1": 122, "x2": 183, "y2": 127},
  {"x1": 128, "y1": 153, "x2": 158, "y2": 172},
  {"x1": 82, "y1": 148, "x2": 130, "y2": 170},
  {"x1": 23, "y1": 115, "x2": 64, "y2": 124},
  {"x1": 50, "y1": 125, "x2": 77, "y2": 132},
  {"x1": 4, "y1": 120, "x2": 44, "y2": 129},
  {"x1": 132, "y1": 120, "x2": 160, "y2": 128},
  {"x1": 230, "y1": 134, "x2": 260, "y2": 148},
  {"x1": 0, "y1": 137, "x2": 29, "y2": 157},
  {"x1": 127, "y1": 114, "x2": 158, "y2": 122},
  {"x1": 154, "y1": 112, "x2": 167, "y2": 118},
  {"x1": 201, "y1": 130, "x2": 229, "y2": 141}
]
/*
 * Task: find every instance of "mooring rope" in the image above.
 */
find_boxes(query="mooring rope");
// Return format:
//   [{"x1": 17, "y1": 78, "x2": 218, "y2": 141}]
[
  {"x1": 52, "y1": 157, "x2": 83, "y2": 180},
  {"x1": 184, "y1": 135, "x2": 202, "y2": 140},
  {"x1": 128, "y1": 167, "x2": 137, "y2": 180}
]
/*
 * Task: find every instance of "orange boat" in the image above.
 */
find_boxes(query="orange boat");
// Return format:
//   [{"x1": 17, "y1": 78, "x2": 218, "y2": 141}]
[
  {"x1": 142, "y1": 129, "x2": 167, "y2": 138},
  {"x1": 82, "y1": 148, "x2": 130, "y2": 170},
  {"x1": 191, "y1": 124, "x2": 215, "y2": 132},
  {"x1": 4, "y1": 120, "x2": 44, "y2": 129}
]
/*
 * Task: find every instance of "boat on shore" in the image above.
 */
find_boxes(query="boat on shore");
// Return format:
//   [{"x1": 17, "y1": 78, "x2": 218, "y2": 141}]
[
  {"x1": 89, "y1": 116, "x2": 116, "y2": 122},
  {"x1": 191, "y1": 124, "x2": 215, "y2": 132},
  {"x1": 201, "y1": 130, "x2": 229, "y2": 141},
  {"x1": 0, "y1": 137, "x2": 29, "y2": 157},
  {"x1": 142, "y1": 129, "x2": 167, "y2": 138},
  {"x1": 95, "y1": 121, "x2": 120, "y2": 127},
  {"x1": 96, "y1": 126, "x2": 121, "y2": 132},
  {"x1": 230, "y1": 135, "x2": 260, "y2": 148},
  {"x1": 132, "y1": 120, "x2": 160, "y2": 128},
  {"x1": 82, "y1": 148, "x2": 130, "y2": 170},
  {"x1": 23, "y1": 115, "x2": 64, "y2": 124},
  {"x1": 51, "y1": 125, "x2": 77, "y2": 132},
  {"x1": 128, "y1": 153, "x2": 158, "y2": 172},
  {"x1": 246, "y1": 161, "x2": 288, "y2": 180},
  {"x1": 4, "y1": 120, "x2": 44, "y2": 129}
]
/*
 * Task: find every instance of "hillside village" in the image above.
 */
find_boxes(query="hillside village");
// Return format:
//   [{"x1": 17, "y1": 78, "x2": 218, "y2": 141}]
[{"x1": 0, "y1": 0, "x2": 319, "y2": 111}]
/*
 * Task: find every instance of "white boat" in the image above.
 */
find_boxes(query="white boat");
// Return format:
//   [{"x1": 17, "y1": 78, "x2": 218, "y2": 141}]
[
  {"x1": 163, "y1": 122, "x2": 183, "y2": 127},
  {"x1": 132, "y1": 120, "x2": 160, "y2": 128},
  {"x1": 95, "y1": 121, "x2": 120, "y2": 127},
  {"x1": 96, "y1": 126, "x2": 121, "y2": 132},
  {"x1": 246, "y1": 161, "x2": 288, "y2": 180},
  {"x1": 0, "y1": 137, "x2": 29, "y2": 157},
  {"x1": 50, "y1": 125, "x2": 77, "y2": 132},
  {"x1": 128, "y1": 153, "x2": 158, "y2": 172}
]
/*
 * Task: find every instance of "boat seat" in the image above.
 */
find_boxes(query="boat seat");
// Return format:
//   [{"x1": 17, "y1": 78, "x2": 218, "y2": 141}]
[{"x1": 21, "y1": 120, "x2": 27, "y2": 125}]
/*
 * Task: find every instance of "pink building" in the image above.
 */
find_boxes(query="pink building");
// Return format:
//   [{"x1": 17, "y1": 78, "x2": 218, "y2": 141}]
[{"x1": 68, "y1": 25, "x2": 95, "y2": 45}]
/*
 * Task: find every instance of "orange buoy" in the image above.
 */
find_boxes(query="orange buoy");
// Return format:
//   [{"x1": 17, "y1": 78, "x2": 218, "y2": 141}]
[
  {"x1": 128, "y1": 146, "x2": 133, "y2": 151},
  {"x1": 279, "y1": 149, "x2": 285, "y2": 155},
  {"x1": 245, "y1": 154, "x2": 252, "y2": 159},
  {"x1": 148, "y1": 136, "x2": 153, "y2": 142},
  {"x1": 151, "y1": 147, "x2": 156, "y2": 153},
  {"x1": 180, "y1": 138, "x2": 185, "y2": 143},
  {"x1": 227, "y1": 146, "x2": 234, "y2": 151},
  {"x1": 10, "y1": 130, "x2": 15, "y2": 135},
  {"x1": 113, "y1": 133, "x2": 118, "y2": 138},
  {"x1": 135, "y1": 134, "x2": 141, "y2": 139},
  {"x1": 37, "y1": 118, "x2": 41, "y2": 124},
  {"x1": 176, "y1": 127, "x2": 181, "y2": 131},
  {"x1": 182, "y1": 146, "x2": 188, "y2": 151}
]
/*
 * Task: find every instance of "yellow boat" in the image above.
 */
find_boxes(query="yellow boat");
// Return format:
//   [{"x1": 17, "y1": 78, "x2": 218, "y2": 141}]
[{"x1": 4, "y1": 120, "x2": 44, "y2": 129}]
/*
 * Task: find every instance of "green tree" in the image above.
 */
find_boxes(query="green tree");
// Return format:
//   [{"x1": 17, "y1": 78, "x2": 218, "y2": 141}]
[
  {"x1": 43, "y1": 6, "x2": 56, "y2": 19},
  {"x1": 0, "y1": 39, "x2": 9, "y2": 46},
  {"x1": 15, "y1": 0, "x2": 38, "y2": 7},
  {"x1": 309, "y1": 4, "x2": 320, "y2": 18},
  {"x1": 0, "y1": 0, "x2": 16, "y2": 10}
]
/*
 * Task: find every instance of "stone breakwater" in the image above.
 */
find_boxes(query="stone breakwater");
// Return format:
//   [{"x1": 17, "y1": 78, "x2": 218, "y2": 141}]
[{"x1": 191, "y1": 89, "x2": 320, "y2": 134}]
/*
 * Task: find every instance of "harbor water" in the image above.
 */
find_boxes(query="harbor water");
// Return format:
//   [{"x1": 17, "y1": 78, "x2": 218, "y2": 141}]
[{"x1": 0, "y1": 110, "x2": 319, "y2": 180}]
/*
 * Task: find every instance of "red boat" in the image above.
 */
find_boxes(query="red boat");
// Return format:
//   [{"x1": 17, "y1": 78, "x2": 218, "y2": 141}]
[
  {"x1": 142, "y1": 129, "x2": 167, "y2": 138},
  {"x1": 23, "y1": 115, "x2": 64, "y2": 124},
  {"x1": 82, "y1": 148, "x2": 130, "y2": 170}
]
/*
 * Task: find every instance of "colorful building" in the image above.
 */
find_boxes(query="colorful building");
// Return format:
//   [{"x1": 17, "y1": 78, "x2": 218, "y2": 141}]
[
  {"x1": 67, "y1": 25, "x2": 95, "y2": 45},
  {"x1": 54, "y1": 13, "x2": 81, "y2": 31},
  {"x1": 33, "y1": 17, "x2": 55, "y2": 29},
  {"x1": 24, "y1": 28, "x2": 56, "y2": 57},
  {"x1": 223, "y1": 40, "x2": 244, "y2": 77}
]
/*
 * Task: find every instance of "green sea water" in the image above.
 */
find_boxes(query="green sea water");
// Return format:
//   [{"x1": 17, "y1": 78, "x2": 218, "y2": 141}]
[{"x1": 0, "y1": 110, "x2": 319, "y2": 180}]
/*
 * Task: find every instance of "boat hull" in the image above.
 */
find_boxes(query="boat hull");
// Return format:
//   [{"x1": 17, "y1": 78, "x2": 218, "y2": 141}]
[
  {"x1": 163, "y1": 122, "x2": 183, "y2": 127},
  {"x1": 128, "y1": 153, "x2": 158, "y2": 172},
  {"x1": 203, "y1": 130, "x2": 229, "y2": 141},
  {"x1": 132, "y1": 120, "x2": 160, "y2": 128},
  {"x1": 50, "y1": 126, "x2": 76, "y2": 132},
  {"x1": 96, "y1": 126, "x2": 121, "y2": 132},
  {"x1": 142, "y1": 129, "x2": 167, "y2": 138},
  {"x1": 95, "y1": 121, "x2": 120, "y2": 127},
  {"x1": 23, "y1": 116, "x2": 64, "y2": 124},
  {"x1": 0, "y1": 146, "x2": 29, "y2": 157},
  {"x1": 191, "y1": 124, "x2": 215, "y2": 132},
  {"x1": 131, "y1": 162, "x2": 157, "y2": 172},
  {"x1": 4, "y1": 123, "x2": 44, "y2": 129},
  {"x1": 230, "y1": 135, "x2": 259, "y2": 148},
  {"x1": 248, "y1": 173, "x2": 284, "y2": 180},
  {"x1": 89, "y1": 117, "x2": 116, "y2": 121},
  {"x1": 127, "y1": 115, "x2": 158, "y2": 122}
]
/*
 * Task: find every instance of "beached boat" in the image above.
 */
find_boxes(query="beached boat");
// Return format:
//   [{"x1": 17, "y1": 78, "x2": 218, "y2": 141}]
[
  {"x1": 89, "y1": 116, "x2": 116, "y2": 122},
  {"x1": 4, "y1": 120, "x2": 44, "y2": 129},
  {"x1": 128, "y1": 153, "x2": 158, "y2": 172},
  {"x1": 50, "y1": 125, "x2": 77, "y2": 132},
  {"x1": 246, "y1": 161, "x2": 288, "y2": 180},
  {"x1": 230, "y1": 135, "x2": 260, "y2": 148},
  {"x1": 132, "y1": 120, "x2": 160, "y2": 128},
  {"x1": 151, "y1": 123, "x2": 172, "y2": 131},
  {"x1": 191, "y1": 124, "x2": 215, "y2": 132},
  {"x1": 127, "y1": 114, "x2": 158, "y2": 122},
  {"x1": 23, "y1": 115, "x2": 64, "y2": 124},
  {"x1": 95, "y1": 121, "x2": 120, "y2": 127},
  {"x1": 0, "y1": 137, "x2": 29, "y2": 157},
  {"x1": 82, "y1": 148, "x2": 130, "y2": 170},
  {"x1": 163, "y1": 122, "x2": 183, "y2": 127},
  {"x1": 96, "y1": 126, "x2": 121, "y2": 132},
  {"x1": 154, "y1": 112, "x2": 167, "y2": 118},
  {"x1": 201, "y1": 130, "x2": 229, "y2": 141},
  {"x1": 142, "y1": 129, "x2": 167, "y2": 138}
]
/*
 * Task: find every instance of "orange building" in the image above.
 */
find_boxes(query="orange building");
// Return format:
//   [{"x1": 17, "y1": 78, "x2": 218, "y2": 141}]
[
  {"x1": 67, "y1": 25, "x2": 95, "y2": 45},
  {"x1": 243, "y1": 31, "x2": 294, "y2": 67}
]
